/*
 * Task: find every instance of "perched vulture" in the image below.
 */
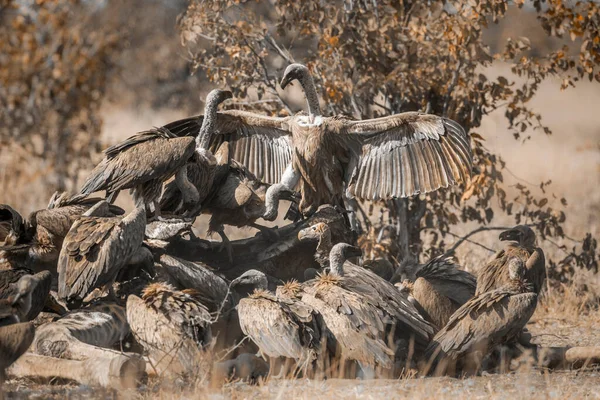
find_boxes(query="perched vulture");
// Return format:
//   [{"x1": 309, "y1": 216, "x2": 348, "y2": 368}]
[
  {"x1": 78, "y1": 90, "x2": 233, "y2": 217},
  {"x1": 126, "y1": 283, "x2": 212, "y2": 377},
  {"x1": 424, "y1": 257, "x2": 537, "y2": 376},
  {"x1": 476, "y1": 225, "x2": 546, "y2": 295},
  {"x1": 57, "y1": 200, "x2": 147, "y2": 307}
]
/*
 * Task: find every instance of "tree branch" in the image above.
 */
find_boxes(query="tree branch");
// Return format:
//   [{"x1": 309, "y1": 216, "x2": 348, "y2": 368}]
[{"x1": 446, "y1": 226, "x2": 516, "y2": 254}]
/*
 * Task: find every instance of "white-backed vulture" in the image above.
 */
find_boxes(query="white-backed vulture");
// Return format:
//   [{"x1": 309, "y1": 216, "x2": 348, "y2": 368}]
[
  {"x1": 57, "y1": 200, "x2": 147, "y2": 307},
  {"x1": 78, "y1": 90, "x2": 232, "y2": 217},
  {"x1": 0, "y1": 270, "x2": 51, "y2": 323},
  {"x1": 0, "y1": 322, "x2": 35, "y2": 381},
  {"x1": 393, "y1": 255, "x2": 476, "y2": 330},
  {"x1": 235, "y1": 279, "x2": 325, "y2": 376},
  {"x1": 230, "y1": 269, "x2": 283, "y2": 298},
  {"x1": 297, "y1": 222, "x2": 434, "y2": 350},
  {"x1": 423, "y1": 257, "x2": 537, "y2": 376},
  {"x1": 126, "y1": 283, "x2": 212, "y2": 378},
  {"x1": 273, "y1": 63, "x2": 472, "y2": 217},
  {"x1": 476, "y1": 225, "x2": 546, "y2": 295}
]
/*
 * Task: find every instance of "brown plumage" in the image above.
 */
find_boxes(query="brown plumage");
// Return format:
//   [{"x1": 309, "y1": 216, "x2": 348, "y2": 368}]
[
  {"x1": 0, "y1": 270, "x2": 51, "y2": 323},
  {"x1": 394, "y1": 255, "x2": 476, "y2": 307},
  {"x1": 57, "y1": 200, "x2": 146, "y2": 306},
  {"x1": 79, "y1": 90, "x2": 232, "y2": 216},
  {"x1": 300, "y1": 243, "x2": 434, "y2": 369},
  {"x1": 0, "y1": 322, "x2": 35, "y2": 380},
  {"x1": 275, "y1": 63, "x2": 472, "y2": 216},
  {"x1": 297, "y1": 223, "x2": 434, "y2": 350},
  {"x1": 126, "y1": 283, "x2": 212, "y2": 377},
  {"x1": 0, "y1": 194, "x2": 123, "y2": 269},
  {"x1": 476, "y1": 225, "x2": 546, "y2": 296},
  {"x1": 398, "y1": 278, "x2": 459, "y2": 332},
  {"x1": 424, "y1": 258, "x2": 537, "y2": 376},
  {"x1": 236, "y1": 282, "x2": 325, "y2": 373}
]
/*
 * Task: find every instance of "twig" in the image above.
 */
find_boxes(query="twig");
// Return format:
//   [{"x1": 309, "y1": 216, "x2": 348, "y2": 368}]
[
  {"x1": 442, "y1": 59, "x2": 463, "y2": 117},
  {"x1": 264, "y1": 33, "x2": 293, "y2": 64},
  {"x1": 446, "y1": 226, "x2": 516, "y2": 254}
]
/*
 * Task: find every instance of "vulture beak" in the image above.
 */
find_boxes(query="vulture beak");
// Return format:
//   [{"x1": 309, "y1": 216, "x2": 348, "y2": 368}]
[
  {"x1": 346, "y1": 245, "x2": 363, "y2": 259},
  {"x1": 281, "y1": 189, "x2": 301, "y2": 203},
  {"x1": 280, "y1": 75, "x2": 294, "y2": 90},
  {"x1": 499, "y1": 229, "x2": 520, "y2": 242},
  {"x1": 229, "y1": 278, "x2": 241, "y2": 288}
]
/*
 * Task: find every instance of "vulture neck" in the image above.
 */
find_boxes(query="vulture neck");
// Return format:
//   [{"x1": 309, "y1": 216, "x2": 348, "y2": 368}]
[
  {"x1": 329, "y1": 248, "x2": 346, "y2": 277},
  {"x1": 196, "y1": 97, "x2": 220, "y2": 150},
  {"x1": 298, "y1": 72, "x2": 321, "y2": 120},
  {"x1": 263, "y1": 185, "x2": 283, "y2": 221},
  {"x1": 314, "y1": 229, "x2": 333, "y2": 269}
]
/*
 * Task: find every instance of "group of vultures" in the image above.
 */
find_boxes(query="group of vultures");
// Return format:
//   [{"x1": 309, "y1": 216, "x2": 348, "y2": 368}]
[{"x1": 0, "y1": 64, "x2": 550, "y2": 387}]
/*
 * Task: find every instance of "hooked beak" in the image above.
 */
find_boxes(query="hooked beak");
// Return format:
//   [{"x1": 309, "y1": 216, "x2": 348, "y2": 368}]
[
  {"x1": 229, "y1": 278, "x2": 241, "y2": 288},
  {"x1": 499, "y1": 229, "x2": 520, "y2": 242},
  {"x1": 281, "y1": 189, "x2": 301, "y2": 203},
  {"x1": 280, "y1": 75, "x2": 293, "y2": 90},
  {"x1": 346, "y1": 245, "x2": 363, "y2": 259}
]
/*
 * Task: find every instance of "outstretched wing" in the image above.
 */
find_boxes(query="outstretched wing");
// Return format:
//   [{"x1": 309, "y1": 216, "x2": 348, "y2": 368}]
[
  {"x1": 213, "y1": 111, "x2": 293, "y2": 185},
  {"x1": 340, "y1": 112, "x2": 472, "y2": 200}
]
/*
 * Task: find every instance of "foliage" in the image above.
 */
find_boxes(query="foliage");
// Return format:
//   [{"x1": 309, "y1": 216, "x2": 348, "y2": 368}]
[
  {"x1": 0, "y1": 0, "x2": 121, "y2": 190},
  {"x1": 180, "y1": 0, "x2": 600, "y2": 282}
]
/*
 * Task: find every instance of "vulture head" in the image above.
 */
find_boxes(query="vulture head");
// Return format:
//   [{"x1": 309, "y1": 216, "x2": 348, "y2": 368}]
[
  {"x1": 230, "y1": 270, "x2": 269, "y2": 292},
  {"x1": 499, "y1": 225, "x2": 537, "y2": 247},
  {"x1": 11, "y1": 274, "x2": 37, "y2": 316},
  {"x1": 297, "y1": 222, "x2": 330, "y2": 242},
  {"x1": 280, "y1": 63, "x2": 310, "y2": 90},
  {"x1": 205, "y1": 89, "x2": 233, "y2": 106},
  {"x1": 262, "y1": 184, "x2": 300, "y2": 221},
  {"x1": 329, "y1": 243, "x2": 363, "y2": 276}
]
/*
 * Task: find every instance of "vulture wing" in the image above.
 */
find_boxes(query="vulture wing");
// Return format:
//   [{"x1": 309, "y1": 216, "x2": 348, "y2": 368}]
[
  {"x1": 339, "y1": 112, "x2": 472, "y2": 200},
  {"x1": 425, "y1": 289, "x2": 537, "y2": 362},
  {"x1": 212, "y1": 111, "x2": 293, "y2": 185}
]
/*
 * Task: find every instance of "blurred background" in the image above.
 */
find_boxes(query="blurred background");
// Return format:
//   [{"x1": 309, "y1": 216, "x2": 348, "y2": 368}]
[{"x1": 0, "y1": 0, "x2": 598, "y2": 291}]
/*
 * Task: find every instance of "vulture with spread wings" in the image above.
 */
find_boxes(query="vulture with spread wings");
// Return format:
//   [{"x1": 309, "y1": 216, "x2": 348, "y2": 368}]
[{"x1": 149, "y1": 63, "x2": 471, "y2": 221}]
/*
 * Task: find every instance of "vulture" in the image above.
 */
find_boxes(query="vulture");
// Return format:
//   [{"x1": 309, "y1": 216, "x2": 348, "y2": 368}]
[
  {"x1": 0, "y1": 322, "x2": 35, "y2": 381},
  {"x1": 423, "y1": 257, "x2": 537, "y2": 376},
  {"x1": 161, "y1": 140, "x2": 298, "y2": 261},
  {"x1": 0, "y1": 194, "x2": 123, "y2": 269},
  {"x1": 297, "y1": 222, "x2": 434, "y2": 349},
  {"x1": 126, "y1": 283, "x2": 212, "y2": 377},
  {"x1": 274, "y1": 63, "x2": 472, "y2": 218},
  {"x1": 142, "y1": 63, "x2": 471, "y2": 225},
  {"x1": 57, "y1": 200, "x2": 148, "y2": 307},
  {"x1": 394, "y1": 256, "x2": 477, "y2": 330},
  {"x1": 78, "y1": 90, "x2": 233, "y2": 217},
  {"x1": 476, "y1": 225, "x2": 546, "y2": 296},
  {"x1": 0, "y1": 269, "x2": 51, "y2": 323},
  {"x1": 234, "y1": 277, "x2": 326, "y2": 377},
  {"x1": 300, "y1": 243, "x2": 434, "y2": 371},
  {"x1": 230, "y1": 269, "x2": 283, "y2": 298}
]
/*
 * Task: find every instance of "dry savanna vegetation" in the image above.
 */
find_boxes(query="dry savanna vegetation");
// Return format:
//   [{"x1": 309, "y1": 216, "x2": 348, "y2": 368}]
[{"x1": 0, "y1": 0, "x2": 599, "y2": 398}]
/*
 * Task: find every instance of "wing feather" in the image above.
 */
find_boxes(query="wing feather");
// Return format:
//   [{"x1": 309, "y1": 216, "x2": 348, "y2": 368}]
[{"x1": 342, "y1": 112, "x2": 472, "y2": 200}]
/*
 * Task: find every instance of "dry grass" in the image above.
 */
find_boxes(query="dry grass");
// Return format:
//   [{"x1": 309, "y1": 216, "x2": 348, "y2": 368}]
[{"x1": 1, "y1": 53, "x2": 599, "y2": 400}]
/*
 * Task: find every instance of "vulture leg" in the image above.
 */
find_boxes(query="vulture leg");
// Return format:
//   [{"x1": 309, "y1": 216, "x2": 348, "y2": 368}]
[
  {"x1": 175, "y1": 166, "x2": 201, "y2": 217},
  {"x1": 249, "y1": 223, "x2": 280, "y2": 241},
  {"x1": 213, "y1": 228, "x2": 233, "y2": 263}
]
